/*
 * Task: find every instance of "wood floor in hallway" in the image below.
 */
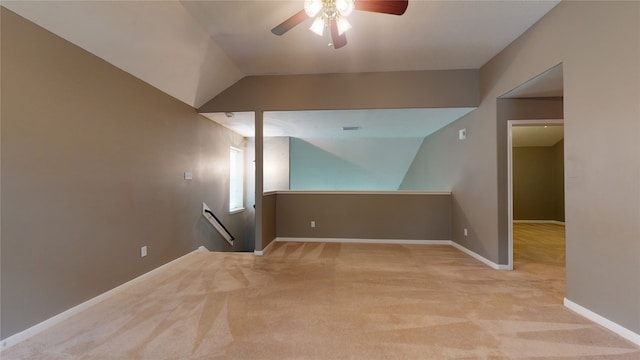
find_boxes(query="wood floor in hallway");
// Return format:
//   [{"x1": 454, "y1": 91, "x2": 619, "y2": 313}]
[
  {"x1": 514, "y1": 222, "x2": 566, "y2": 267},
  {"x1": 3, "y1": 225, "x2": 639, "y2": 359}
]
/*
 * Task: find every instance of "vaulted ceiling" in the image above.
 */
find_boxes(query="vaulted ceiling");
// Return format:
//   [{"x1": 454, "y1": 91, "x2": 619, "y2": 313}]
[
  {"x1": 3, "y1": 0, "x2": 560, "y2": 109},
  {"x1": 2, "y1": 0, "x2": 563, "y2": 190}
]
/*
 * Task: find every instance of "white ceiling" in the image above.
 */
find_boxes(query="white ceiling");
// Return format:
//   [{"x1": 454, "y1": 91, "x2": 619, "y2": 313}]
[
  {"x1": 182, "y1": 0, "x2": 561, "y2": 75},
  {"x1": 4, "y1": 0, "x2": 562, "y2": 141},
  {"x1": 2, "y1": 0, "x2": 244, "y2": 109},
  {"x1": 3, "y1": 0, "x2": 561, "y2": 109},
  {"x1": 512, "y1": 125, "x2": 564, "y2": 147}
]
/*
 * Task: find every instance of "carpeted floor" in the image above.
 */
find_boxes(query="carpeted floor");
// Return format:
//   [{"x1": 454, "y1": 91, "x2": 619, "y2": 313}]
[{"x1": 3, "y1": 224, "x2": 639, "y2": 359}]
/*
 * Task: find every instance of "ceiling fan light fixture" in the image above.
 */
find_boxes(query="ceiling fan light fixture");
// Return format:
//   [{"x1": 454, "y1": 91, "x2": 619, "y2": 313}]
[
  {"x1": 309, "y1": 16, "x2": 326, "y2": 36},
  {"x1": 304, "y1": 0, "x2": 323, "y2": 17},
  {"x1": 271, "y1": 0, "x2": 408, "y2": 49},
  {"x1": 336, "y1": 0, "x2": 355, "y2": 17},
  {"x1": 336, "y1": 16, "x2": 352, "y2": 35}
]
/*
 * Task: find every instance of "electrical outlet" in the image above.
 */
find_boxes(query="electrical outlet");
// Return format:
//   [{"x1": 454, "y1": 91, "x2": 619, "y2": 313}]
[
  {"x1": 464, "y1": 228, "x2": 468, "y2": 237},
  {"x1": 311, "y1": 220, "x2": 316, "y2": 228},
  {"x1": 141, "y1": 246, "x2": 147, "y2": 257}
]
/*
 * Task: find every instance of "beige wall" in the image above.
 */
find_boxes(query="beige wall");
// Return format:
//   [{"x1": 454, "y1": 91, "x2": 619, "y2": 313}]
[
  {"x1": 400, "y1": 98, "x2": 563, "y2": 260},
  {"x1": 482, "y1": 2, "x2": 639, "y2": 333},
  {"x1": 198, "y1": 70, "x2": 479, "y2": 112},
  {"x1": 401, "y1": 1, "x2": 640, "y2": 334},
  {"x1": 275, "y1": 192, "x2": 451, "y2": 241},
  {"x1": 552, "y1": 140, "x2": 565, "y2": 222},
  {"x1": 0, "y1": 9, "x2": 246, "y2": 338},
  {"x1": 513, "y1": 143, "x2": 564, "y2": 222},
  {"x1": 262, "y1": 193, "x2": 277, "y2": 250}
]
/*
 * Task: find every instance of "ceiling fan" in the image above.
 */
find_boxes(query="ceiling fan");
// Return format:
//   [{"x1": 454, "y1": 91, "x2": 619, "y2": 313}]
[{"x1": 271, "y1": 0, "x2": 409, "y2": 49}]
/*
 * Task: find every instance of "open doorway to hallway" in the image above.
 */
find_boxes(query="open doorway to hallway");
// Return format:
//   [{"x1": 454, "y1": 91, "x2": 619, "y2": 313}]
[
  {"x1": 499, "y1": 62, "x2": 564, "y2": 272},
  {"x1": 508, "y1": 120, "x2": 565, "y2": 271}
]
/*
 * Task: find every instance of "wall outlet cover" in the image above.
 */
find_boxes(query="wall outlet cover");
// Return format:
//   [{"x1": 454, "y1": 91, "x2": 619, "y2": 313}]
[{"x1": 459, "y1": 128, "x2": 467, "y2": 140}]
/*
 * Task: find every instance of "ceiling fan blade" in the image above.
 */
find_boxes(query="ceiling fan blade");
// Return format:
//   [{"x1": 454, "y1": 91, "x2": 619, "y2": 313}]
[
  {"x1": 354, "y1": 0, "x2": 409, "y2": 15},
  {"x1": 330, "y1": 19, "x2": 347, "y2": 49},
  {"x1": 271, "y1": 9, "x2": 310, "y2": 35}
]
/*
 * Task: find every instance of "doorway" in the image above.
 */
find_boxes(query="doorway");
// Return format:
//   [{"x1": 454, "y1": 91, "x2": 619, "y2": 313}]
[{"x1": 507, "y1": 120, "x2": 564, "y2": 269}]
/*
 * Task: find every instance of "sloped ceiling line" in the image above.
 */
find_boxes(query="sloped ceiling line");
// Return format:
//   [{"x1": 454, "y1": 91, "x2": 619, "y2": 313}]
[
  {"x1": 2, "y1": 1, "x2": 245, "y2": 108},
  {"x1": 2, "y1": 0, "x2": 560, "y2": 108}
]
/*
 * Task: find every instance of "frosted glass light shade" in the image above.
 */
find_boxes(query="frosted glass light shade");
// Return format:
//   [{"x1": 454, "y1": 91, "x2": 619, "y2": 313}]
[
  {"x1": 336, "y1": 0, "x2": 355, "y2": 17},
  {"x1": 310, "y1": 16, "x2": 325, "y2": 36},
  {"x1": 336, "y1": 16, "x2": 351, "y2": 35},
  {"x1": 304, "y1": 0, "x2": 323, "y2": 17}
]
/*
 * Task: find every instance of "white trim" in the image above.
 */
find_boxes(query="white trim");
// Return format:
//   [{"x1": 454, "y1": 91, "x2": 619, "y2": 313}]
[
  {"x1": 275, "y1": 237, "x2": 452, "y2": 245},
  {"x1": 507, "y1": 121, "x2": 514, "y2": 270},
  {"x1": 272, "y1": 190, "x2": 452, "y2": 195},
  {"x1": 196, "y1": 245, "x2": 210, "y2": 252},
  {"x1": 228, "y1": 208, "x2": 245, "y2": 215},
  {"x1": 0, "y1": 247, "x2": 206, "y2": 351},
  {"x1": 257, "y1": 236, "x2": 279, "y2": 256},
  {"x1": 202, "y1": 202, "x2": 233, "y2": 246},
  {"x1": 229, "y1": 146, "x2": 244, "y2": 213},
  {"x1": 449, "y1": 241, "x2": 511, "y2": 270},
  {"x1": 507, "y1": 119, "x2": 564, "y2": 270},
  {"x1": 255, "y1": 235, "x2": 279, "y2": 256},
  {"x1": 275, "y1": 238, "x2": 511, "y2": 270},
  {"x1": 564, "y1": 298, "x2": 640, "y2": 346},
  {"x1": 513, "y1": 220, "x2": 565, "y2": 225}
]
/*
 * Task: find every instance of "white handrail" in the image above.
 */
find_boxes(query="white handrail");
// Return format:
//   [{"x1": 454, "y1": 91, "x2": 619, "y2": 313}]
[{"x1": 202, "y1": 203, "x2": 234, "y2": 246}]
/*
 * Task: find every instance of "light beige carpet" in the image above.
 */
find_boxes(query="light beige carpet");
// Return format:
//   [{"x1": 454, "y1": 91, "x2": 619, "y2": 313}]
[{"x1": 3, "y1": 225, "x2": 639, "y2": 359}]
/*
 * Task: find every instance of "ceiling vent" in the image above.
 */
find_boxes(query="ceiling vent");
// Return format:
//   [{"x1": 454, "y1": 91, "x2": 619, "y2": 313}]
[{"x1": 342, "y1": 126, "x2": 360, "y2": 131}]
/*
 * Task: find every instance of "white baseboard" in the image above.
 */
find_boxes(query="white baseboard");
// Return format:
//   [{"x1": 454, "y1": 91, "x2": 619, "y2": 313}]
[
  {"x1": 255, "y1": 236, "x2": 280, "y2": 256},
  {"x1": 275, "y1": 237, "x2": 510, "y2": 270},
  {"x1": 196, "y1": 245, "x2": 210, "y2": 252},
  {"x1": 513, "y1": 220, "x2": 565, "y2": 225},
  {"x1": 0, "y1": 246, "x2": 207, "y2": 351},
  {"x1": 449, "y1": 241, "x2": 511, "y2": 270},
  {"x1": 275, "y1": 237, "x2": 451, "y2": 245},
  {"x1": 564, "y1": 298, "x2": 640, "y2": 346}
]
